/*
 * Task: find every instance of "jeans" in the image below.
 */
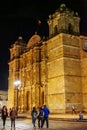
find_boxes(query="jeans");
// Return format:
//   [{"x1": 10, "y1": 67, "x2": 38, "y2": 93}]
[
  {"x1": 11, "y1": 118, "x2": 15, "y2": 128},
  {"x1": 32, "y1": 116, "x2": 36, "y2": 127},
  {"x1": 2, "y1": 117, "x2": 6, "y2": 127},
  {"x1": 38, "y1": 117, "x2": 43, "y2": 128},
  {"x1": 41, "y1": 116, "x2": 49, "y2": 128}
]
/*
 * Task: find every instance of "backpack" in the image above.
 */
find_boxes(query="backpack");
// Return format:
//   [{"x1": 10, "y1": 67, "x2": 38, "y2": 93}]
[
  {"x1": 38, "y1": 109, "x2": 44, "y2": 118},
  {"x1": 33, "y1": 111, "x2": 37, "y2": 119}
]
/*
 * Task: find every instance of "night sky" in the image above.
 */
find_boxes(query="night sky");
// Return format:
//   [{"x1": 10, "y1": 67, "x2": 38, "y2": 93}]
[{"x1": 0, "y1": 0, "x2": 87, "y2": 90}]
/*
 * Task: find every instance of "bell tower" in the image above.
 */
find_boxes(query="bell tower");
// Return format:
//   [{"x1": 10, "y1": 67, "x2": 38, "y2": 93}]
[
  {"x1": 10, "y1": 36, "x2": 26, "y2": 60},
  {"x1": 47, "y1": 4, "x2": 80, "y2": 38},
  {"x1": 8, "y1": 36, "x2": 26, "y2": 109},
  {"x1": 46, "y1": 4, "x2": 82, "y2": 113}
]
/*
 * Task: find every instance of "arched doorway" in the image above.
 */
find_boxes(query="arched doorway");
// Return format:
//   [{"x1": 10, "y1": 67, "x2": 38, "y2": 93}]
[{"x1": 26, "y1": 91, "x2": 30, "y2": 111}]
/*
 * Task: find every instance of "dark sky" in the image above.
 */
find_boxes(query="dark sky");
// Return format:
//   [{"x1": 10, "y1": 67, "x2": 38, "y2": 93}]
[{"x1": 0, "y1": 0, "x2": 87, "y2": 90}]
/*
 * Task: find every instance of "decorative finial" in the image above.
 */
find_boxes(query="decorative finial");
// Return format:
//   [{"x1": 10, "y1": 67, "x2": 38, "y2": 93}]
[{"x1": 35, "y1": 31, "x2": 37, "y2": 35}]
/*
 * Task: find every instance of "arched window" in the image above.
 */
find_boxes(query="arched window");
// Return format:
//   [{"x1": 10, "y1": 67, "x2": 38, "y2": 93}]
[
  {"x1": 68, "y1": 23, "x2": 73, "y2": 34},
  {"x1": 54, "y1": 25, "x2": 58, "y2": 35}
]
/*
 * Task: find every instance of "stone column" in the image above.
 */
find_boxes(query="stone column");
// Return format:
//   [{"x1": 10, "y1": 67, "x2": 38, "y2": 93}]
[{"x1": 35, "y1": 84, "x2": 40, "y2": 107}]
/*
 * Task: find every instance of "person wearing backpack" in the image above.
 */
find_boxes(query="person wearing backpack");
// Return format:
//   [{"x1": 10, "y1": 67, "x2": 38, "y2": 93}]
[
  {"x1": 9, "y1": 107, "x2": 17, "y2": 130},
  {"x1": 41, "y1": 104, "x2": 50, "y2": 128},
  {"x1": 31, "y1": 106, "x2": 37, "y2": 128},
  {"x1": 37, "y1": 107, "x2": 44, "y2": 128}
]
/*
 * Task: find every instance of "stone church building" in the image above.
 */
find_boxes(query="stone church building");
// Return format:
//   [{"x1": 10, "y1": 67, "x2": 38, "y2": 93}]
[{"x1": 8, "y1": 4, "x2": 87, "y2": 113}]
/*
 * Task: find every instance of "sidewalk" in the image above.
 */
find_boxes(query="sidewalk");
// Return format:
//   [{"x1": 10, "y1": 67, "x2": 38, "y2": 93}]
[
  {"x1": 18, "y1": 113, "x2": 87, "y2": 121},
  {"x1": 49, "y1": 113, "x2": 87, "y2": 121}
]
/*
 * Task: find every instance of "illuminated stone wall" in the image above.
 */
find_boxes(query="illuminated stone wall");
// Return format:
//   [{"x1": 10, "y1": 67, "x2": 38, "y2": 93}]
[
  {"x1": 8, "y1": 4, "x2": 87, "y2": 114},
  {"x1": 79, "y1": 36, "x2": 87, "y2": 112}
]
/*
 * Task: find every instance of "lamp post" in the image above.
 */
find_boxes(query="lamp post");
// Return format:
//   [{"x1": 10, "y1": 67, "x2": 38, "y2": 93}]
[{"x1": 14, "y1": 80, "x2": 21, "y2": 111}]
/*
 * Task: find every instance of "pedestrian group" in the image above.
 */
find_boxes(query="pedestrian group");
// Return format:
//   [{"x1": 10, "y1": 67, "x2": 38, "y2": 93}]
[
  {"x1": 1, "y1": 105, "x2": 17, "y2": 130},
  {"x1": 0, "y1": 104, "x2": 50, "y2": 129},
  {"x1": 31, "y1": 104, "x2": 50, "y2": 128}
]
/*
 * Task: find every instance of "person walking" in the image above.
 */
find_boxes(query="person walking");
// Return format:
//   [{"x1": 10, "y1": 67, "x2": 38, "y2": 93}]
[
  {"x1": 41, "y1": 104, "x2": 50, "y2": 128},
  {"x1": 10, "y1": 107, "x2": 17, "y2": 130},
  {"x1": 72, "y1": 105, "x2": 76, "y2": 114},
  {"x1": 31, "y1": 106, "x2": 37, "y2": 128},
  {"x1": 78, "y1": 111, "x2": 84, "y2": 121},
  {"x1": 37, "y1": 107, "x2": 44, "y2": 128},
  {"x1": 1, "y1": 105, "x2": 8, "y2": 129}
]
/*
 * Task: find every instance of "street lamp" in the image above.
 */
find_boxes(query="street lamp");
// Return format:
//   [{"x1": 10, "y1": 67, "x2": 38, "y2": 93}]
[{"x1": 14, "y1": 80, "x2": 21, "y2": 111}]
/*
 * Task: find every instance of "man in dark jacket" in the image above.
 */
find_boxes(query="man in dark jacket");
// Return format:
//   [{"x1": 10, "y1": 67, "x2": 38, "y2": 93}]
[
  {"x1": 37, "y1": 107, "x2": 44, "y2": 128},
  {"x1": 31, "y1": 106, "x2": 37, "y2": 128},
  {"x1": 10, "y1": 107, "x2": 17, "y2": 129},
  {"x1": 41, "y1": 104, "x2": 50, "y2": 128}
]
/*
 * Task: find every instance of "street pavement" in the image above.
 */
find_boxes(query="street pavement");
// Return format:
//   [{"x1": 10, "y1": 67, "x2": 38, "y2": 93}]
[
  {"x1": 0, "y1": 113, "x2": 87, "y2": 130},
  {"x1": 0, "y1": 118, "x2": 31, "y2": 130},
  {"x1": 0, "y1": 118, "x2": 53, "y2": 130}
]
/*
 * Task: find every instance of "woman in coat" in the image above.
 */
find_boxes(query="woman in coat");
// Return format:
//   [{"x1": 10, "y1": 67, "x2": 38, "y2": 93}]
[{"x1": 1, "y1": 105, "x2": 8, "y2": 129}]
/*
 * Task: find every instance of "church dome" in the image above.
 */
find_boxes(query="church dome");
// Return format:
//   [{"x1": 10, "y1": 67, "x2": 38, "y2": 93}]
[
  {"x1": 14, "y1": 36, "x2": 26, "y2": 46},
  {"x1": 27, "y1": 34, "x2": 41, "y2": 48}
]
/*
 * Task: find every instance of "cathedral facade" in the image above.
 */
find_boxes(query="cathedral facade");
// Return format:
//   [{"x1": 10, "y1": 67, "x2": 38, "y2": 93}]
[{"x1": 8, "y1": 4, "x2": 87, "y2": 113}]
